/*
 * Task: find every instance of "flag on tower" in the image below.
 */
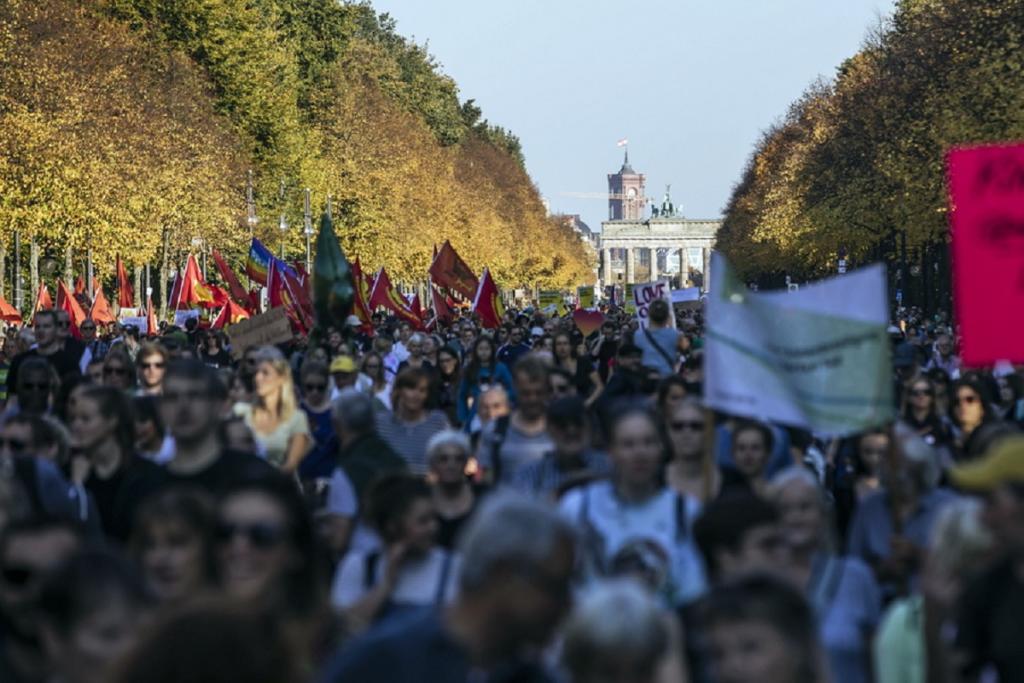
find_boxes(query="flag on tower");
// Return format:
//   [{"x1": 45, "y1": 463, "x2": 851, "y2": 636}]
[{"x1": 616, "y1": 138, "x2": 628, "y2": 147}]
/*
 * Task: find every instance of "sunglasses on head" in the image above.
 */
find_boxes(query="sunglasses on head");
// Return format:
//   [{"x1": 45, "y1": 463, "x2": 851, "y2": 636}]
[{"x1": 217, "y1": 521, "x2": 287, "y2": 549}]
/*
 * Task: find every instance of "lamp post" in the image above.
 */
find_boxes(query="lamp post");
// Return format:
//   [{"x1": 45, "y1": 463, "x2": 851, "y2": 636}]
[
  {"x1": 303, "y1": 188, "x2": 313, "y2": 272},
  {"x1": 13, "y1": 229, "x2": 21, "y2": 311},
  {"x1": 278, "y1": 179, "x2": 288, "y2": 260},
  {"x1": 245, "y1": 170, "x2": 258, "y2": 238}
]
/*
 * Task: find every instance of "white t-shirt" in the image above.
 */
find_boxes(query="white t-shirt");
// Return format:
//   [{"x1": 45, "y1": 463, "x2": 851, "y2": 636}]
[
  {"x1": 559, "y1": 480, "x2": 707, "y2": 605},
  {"x1": 331, "y1": 546, "x2": 460, "y2": 609}
]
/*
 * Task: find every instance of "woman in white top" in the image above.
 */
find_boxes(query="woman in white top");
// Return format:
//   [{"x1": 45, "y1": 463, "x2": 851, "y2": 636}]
[
  {"x1": 233, "y1": 346, "x2": 311, "y2": 473},
  {"x1": 560, "y1": 406, "x2": 706, "y2": 607},
  {"x1": 331, "y1": 474, "x2": 458, "y2": 634}
]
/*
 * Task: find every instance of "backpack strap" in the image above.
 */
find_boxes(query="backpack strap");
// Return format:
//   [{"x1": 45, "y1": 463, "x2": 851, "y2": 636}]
[
  {"x1": 674, "y1": 494, "x2": 689, "y2": 542},
  {"x1": 490, "y1": 415, "x2": 512, "y2": 483},
  {"x1": 642, "y1": 327, "x2": 678, "y2": 370}
]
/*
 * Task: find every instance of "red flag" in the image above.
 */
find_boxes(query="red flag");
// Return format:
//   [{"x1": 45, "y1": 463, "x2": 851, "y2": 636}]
[
  {"x1": 267, "y1": 259, "x2": 307, "y2": 334},
  {"x1": 90, "y1": 287, "x2": 116, "y2": 326},
  {"x1": 280, "y1": 265, "x2": 314, "y2": 330},
  {"x1": 167, "y1": 271, "x2": 182, "y2": 314},
  {"x1": 430, "y1": 279, "x2": 452, "y2": 325},
  {"x1": 409, "y1": 293, "x2": 424, "y2": 320},
  {"x1": 56, "y1": 280, "x2": 87, "y2": 338},
  {"x1": 472, "y1": 268, "x2": 503, "y2": 329},
  {"x1": 212, "y1": 249, "x2": 249, "y2": 307},
  {"x1": 33, "y1": 283, "x2": 53, "y2": 317},
  {"x1": 350, "y1": 257, "x2": 374, "y2": 329},
  {"x1": 429, "y1": 241, "x2": 479, "y2": 300},
  {"x1": 116, "y1": 256, "x2": 134, "y2": 309},
  {"x1": 368, "y1": 268, "x2": 422, "y2": 328},
  {"x1": 74, "y1": 275, "x2": 85, "y2": 296},
  {"x1": 208, "y1": 284, "x2": 230, "y2": 308},
  {"x1": 212, "y1": 299, "x2": 251, "y2": 329},
  {"x1": 0, "y1": 294, "x2": 21, "y2": 324},
  {"x1": 178, "y1": 254, "x2": 215, "y2": 309},
  {"x1": 145, "y1": 296, "x2": 158, "y2": 336}
]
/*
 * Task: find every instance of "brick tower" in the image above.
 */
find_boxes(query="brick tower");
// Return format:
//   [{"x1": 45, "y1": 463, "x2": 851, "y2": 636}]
[{"x1": 607, "y1": 150, "x2": 646, "y2": 220}]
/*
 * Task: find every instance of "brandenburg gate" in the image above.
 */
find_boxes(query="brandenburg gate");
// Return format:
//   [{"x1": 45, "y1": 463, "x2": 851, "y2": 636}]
[{"x1": 599, "y1": 216, "x2": 721, "y2": 287}]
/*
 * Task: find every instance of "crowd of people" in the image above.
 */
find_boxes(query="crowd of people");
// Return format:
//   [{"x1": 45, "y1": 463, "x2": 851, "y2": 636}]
[{"x1": 0, "y1": 298, "x2": 1022, "y2": 683}]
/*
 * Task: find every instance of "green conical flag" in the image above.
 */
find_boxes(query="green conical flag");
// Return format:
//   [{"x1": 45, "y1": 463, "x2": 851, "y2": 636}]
[{"x1": 312, "y1": 211, "x2": 354, "y2": 331}]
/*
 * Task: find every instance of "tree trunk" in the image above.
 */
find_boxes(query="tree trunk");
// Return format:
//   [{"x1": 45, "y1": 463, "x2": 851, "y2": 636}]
[
  {"x1": 29, "y1": 238, "x2": 39, "y2": 306},
  {"x1": 64, "y1": 246, "x2": 73, "y2": 288},
  {"x1": 133, "y1": 264, "x2": 142, "y2": 308},
  {"x1": 0, "y1": 240, "x2": 6, "y2": 300},
  {"x1": 159, "y1": 229, "x2": 169, "y2": 320}
]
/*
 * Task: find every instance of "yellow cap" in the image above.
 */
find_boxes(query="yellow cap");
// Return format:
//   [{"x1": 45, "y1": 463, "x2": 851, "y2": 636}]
[
  {"x1": 329, "y1": 355, "x2": 357, "y2": 374},
  {"x1": 950, "y1": 435, "x2": 1024, "y2": 491}
]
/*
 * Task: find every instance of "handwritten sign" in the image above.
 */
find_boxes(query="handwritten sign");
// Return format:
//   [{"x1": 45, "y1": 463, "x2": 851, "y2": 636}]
[
  {"x1": 949, "y1": 142, "x2": 1024, "y2": 365},
  {"x1": 576, "y1": 286, "x2": 595, "y2": 310},
  {"x1": 119, "y1": 316, "x2": 148, "y2": 334},
  {"x1": 226, "y1": 307, "x2": 293, "y2": 359},
  {"x1": 538, "y1": 290, "x2": 565, "y2": 315},
  {"x1": 632, "y1": 279, "x2": 674, "y2": 329}
]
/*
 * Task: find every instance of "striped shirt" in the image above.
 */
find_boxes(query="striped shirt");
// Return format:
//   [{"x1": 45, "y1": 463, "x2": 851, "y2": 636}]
[
  {"x1": 375, "y1": 410, "x2": 449, "y2": 475},
  {"x1": 511, "y1": 449, "x2": 610, "y2": 499}
]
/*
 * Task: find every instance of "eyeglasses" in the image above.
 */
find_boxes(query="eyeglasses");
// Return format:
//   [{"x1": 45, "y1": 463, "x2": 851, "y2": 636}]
[
  {"x1": 0, "y1": 437, "x2": 27, "y2": 453},
  {"x1": 104, "y1": 367, "x2": 128, "y2": 376},
  {"x1": 670, "y1": 420, "x2": 704, "y2": 432},
  {"x1": 303, "y1": 383, "x2": 327, "y2": 393},
  {"x1": 57, "y1": 321, "x2": 70, "y2": 328},
  {"x1": 216, "y1": 521, "x2": 287, "y2": 549},
  {"x1": 910, "y1": 388, "x2": 932, "y2": 397},
  {"x1": 140, "y1": 362, "x2": 165, "y2": 370},
  {"x1": 1, "y1": 566, "x2": 36, "y2": 587}
]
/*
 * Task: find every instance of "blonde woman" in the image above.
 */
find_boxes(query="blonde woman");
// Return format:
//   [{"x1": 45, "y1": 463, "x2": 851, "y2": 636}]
[{"x1": 233, "y1": 346, "x2": 311, "y2": 472}]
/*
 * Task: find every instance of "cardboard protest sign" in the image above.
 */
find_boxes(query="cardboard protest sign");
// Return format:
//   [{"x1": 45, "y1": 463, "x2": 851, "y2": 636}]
[
  {"x1": 704, "y1": 252, "x2": 892, "y2": 435},
  {"x1": 538, "y1": 290, "x2": 565, "y2": 315},
  {"x1": 226, "y1": 306, "x2": 293, "y2": 359},
  {"x1": 632, "y1": 279, "x2": 674, "y2": 329},
  {"x1": 173, "y1": 309, "x2": 200, "y2": 328},
  {"x1": 577, "y1": 286, "x2": 595, "y2": 309},
  {"x1": 948, "y1": 142, "x2": 1024, "y2": 365}
]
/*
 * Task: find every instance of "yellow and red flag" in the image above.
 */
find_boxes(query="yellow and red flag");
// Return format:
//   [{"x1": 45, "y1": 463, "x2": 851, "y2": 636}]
[
  {"x1": 351, "y1": 257, "x2": 374, "y2": 330},
  {"x1": 369, "y1": 268, "x2": 422, "y2": 328},
  {"x1": 212, "y1": 299, "x2": 251, "y2": 329},
  {"x1": 472, "y1": 268, "x2": 503, "y2": 329},
  {"x1": 429, "y1": 241, "x2": 478, "y2": 301},
  {"x1": 176, "y1": 254, "x2": 215, "y2": 309}
]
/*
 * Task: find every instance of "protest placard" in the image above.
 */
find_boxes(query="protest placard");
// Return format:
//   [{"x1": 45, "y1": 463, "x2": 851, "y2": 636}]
[
  {"x1": 226, "y1": 307, "x2": 293, "y2": 359},
  {"x1": 948, "y1": 141, "x2": 1024, "y2": 365},
  {"x1": 119, "y1": 316, "x2": 147, "y2": 334},
  {"x1": 671, "y1": 287, "x2": 700, "y2": 303},
  {"x1": 173, "y1": 309, "x2": 200, "y2": 328},
  {"x1": 538, "y1": 290, "x2": 566, "y2": 315},
  {"x1": 632, "y1": 279, "x2": 674, "y2": 329},
  {"x1": 577, "y1": 286, "x2": 595, "y2": 309},
  {"x1": 704, "y1": 252, "x2": 892, "y2": 435}
]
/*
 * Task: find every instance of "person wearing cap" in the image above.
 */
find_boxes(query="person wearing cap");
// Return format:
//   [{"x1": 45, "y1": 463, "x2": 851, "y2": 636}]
[
  {"x1": 328, "y1": 355, "x2": 370, "y2": 401},
  {"x1": 949, "y1": 435, "x2": 1024, "y2": 682}
]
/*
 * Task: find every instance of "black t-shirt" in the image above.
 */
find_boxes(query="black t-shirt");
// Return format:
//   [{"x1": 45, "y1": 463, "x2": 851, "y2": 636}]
[
  {"x1": 7, "y1": 347, "x2": 82, "y2": 397},
  {"x1": 201, "y1": 348, "x2": 232, "y2": 368},
  {"x1": 84, "y1": 455, "x2": 167, "y2": 541},
  {"x1": 161, "y1": 448, "x2": 279, "y2": 497},
  {"x1": 435, "y1": 486, "x2": 487, "y2": 550},
  {"x1": 957, "y1": 555, "x2": 1024, "y2": 682}
]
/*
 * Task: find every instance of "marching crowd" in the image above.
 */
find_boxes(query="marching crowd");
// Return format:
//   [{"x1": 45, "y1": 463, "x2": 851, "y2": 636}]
[{"x1": 1, "y1": 298, "x2": 1023, "y2": 683}]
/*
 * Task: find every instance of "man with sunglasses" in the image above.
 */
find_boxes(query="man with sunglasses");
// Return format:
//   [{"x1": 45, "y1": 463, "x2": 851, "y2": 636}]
[
  {"x1": 0, "y1": 518, "x2": 82, "y2": 683},
  {"x1": 75, "y1": 318, "x2": 108, "y2": 375},
  {"x1": 5, "y1": 311, "x2": 81, "y2": 406}
]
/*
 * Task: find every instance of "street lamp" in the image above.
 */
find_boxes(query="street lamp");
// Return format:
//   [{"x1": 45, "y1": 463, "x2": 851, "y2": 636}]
[
  {"x1": 303, "y1": 188, "x2": 313, "y2": 272},
  {"x1": 278, "y1": 179, "x2": 288, "y2": 260},
  {"x1": 245, "y1": 170, "x2": 258, "y2": 237}
]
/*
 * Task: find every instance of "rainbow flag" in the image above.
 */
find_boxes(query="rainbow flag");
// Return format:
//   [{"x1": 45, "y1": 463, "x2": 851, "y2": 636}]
[{"x1": 246, "y1": 238, "x2": 274, "y2": 285}]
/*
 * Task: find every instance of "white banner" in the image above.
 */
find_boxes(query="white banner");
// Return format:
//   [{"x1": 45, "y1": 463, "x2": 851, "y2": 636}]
[
  {"x1": 671, "y1": 286, "x2": 700, "y2": 303},
  {"x1": 632, "y1": 279, "x2": 675, "y2": 329},
  {"x1": 704, "y1": 252, "x2": 893, "y2": 435}
]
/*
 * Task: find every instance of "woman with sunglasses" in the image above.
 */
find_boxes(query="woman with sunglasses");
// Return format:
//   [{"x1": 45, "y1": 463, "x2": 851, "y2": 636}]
[
  {"x1": 331, "y1": 473, "x2": 457, "y2": 634},
  {"x1": 135, "y1": 342, "x2": 169, "y2": 396},
  {"x1": 199, "y1": 331, "x2": 231, "y2": 368},
  {"x1": 102, "y1": 348, "x2": 137, "y2": 392},
  {"x1": 71, "y1": 386, "x2": 165, "y2": 541},
  {"x1": 665, "y1": 398, "x2": 720, "y2": 503},
  {"x1": 426, "y1": 430, "x2": 482, "y2": 550},
  {"x1": 949, "y1": 374, "x2": 998, "y2": 461},
  {"x1": 560, "y1": 407, "x2": 706, "y2": 607},
  {"x1": 435, "y1": 345, "x2": 463, "y2": 427},
  {"x1": 233, "y1": 347, "x2": 311, "y2": 473},
  {"x1": 217, "y1": 470, "x2": 337, "y2": 671},
  {"x1": 129, "y1": 487, "x2": 218, "y2": 604},
  {"x1": 901, "y1": 376, "x2": 952, "y2": 450},
  {"x1": 297, "y1": 360, "x2": 338, "y2": 482}
]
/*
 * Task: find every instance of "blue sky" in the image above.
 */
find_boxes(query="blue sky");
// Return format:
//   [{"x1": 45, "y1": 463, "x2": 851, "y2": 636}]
[{"x1": 371, "y1": 0, "x2": 897, "y2": 231}]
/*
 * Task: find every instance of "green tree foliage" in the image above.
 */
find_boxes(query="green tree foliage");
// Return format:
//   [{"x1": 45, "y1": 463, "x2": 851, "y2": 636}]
[
  {"x1": 718, "y1": 0, "x2": 1024, "y2": 282},
  {"x1": 0, "y1": 0, "x2": 592, "y2": 295}
]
